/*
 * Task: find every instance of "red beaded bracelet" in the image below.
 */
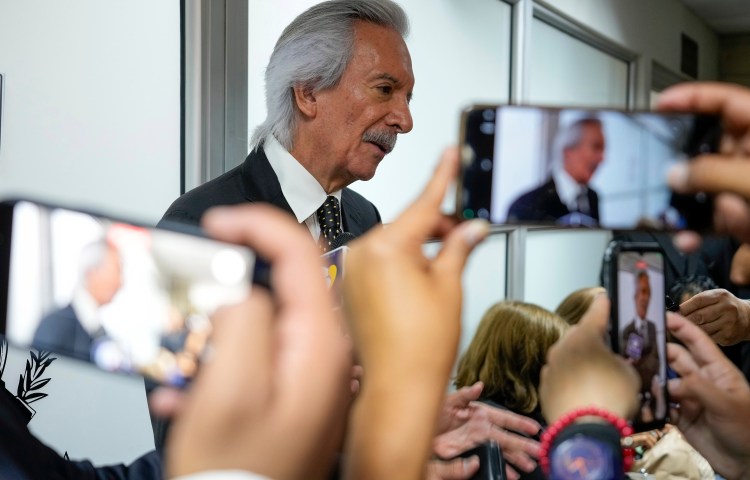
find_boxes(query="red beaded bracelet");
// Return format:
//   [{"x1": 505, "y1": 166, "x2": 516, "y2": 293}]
[{"x1": 539, "y1": 406, "x2": 635, "y2": 475}]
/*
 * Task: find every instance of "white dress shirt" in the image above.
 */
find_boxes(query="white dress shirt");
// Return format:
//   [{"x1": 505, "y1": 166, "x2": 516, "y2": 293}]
[
  {"x1": 552, "y1": 168, "x2": 589, "y2": 214},
  {"x1": 264, "y1": 135, "x2": 342, "y2": 240},
  {"x1": 71, "y1": 287, "x2": 103, "y2": 336}
]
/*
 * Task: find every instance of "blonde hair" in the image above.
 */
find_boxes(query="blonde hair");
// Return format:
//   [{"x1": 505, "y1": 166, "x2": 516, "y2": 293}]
[
  {"x1": 555, "y1": 286, "x2": 606, "y2": 326},
  {"x1": 455, "y1": 301, "x2": 568, "y2": 413}
]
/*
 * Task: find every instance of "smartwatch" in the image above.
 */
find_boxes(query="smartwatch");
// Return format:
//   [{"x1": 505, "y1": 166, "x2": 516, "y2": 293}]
[{"x1": 549, "y1": 423, "x2": 623, "y2": 480}]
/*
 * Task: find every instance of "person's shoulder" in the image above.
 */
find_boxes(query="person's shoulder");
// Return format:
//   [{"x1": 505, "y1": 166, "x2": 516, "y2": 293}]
[
  {"x1": 342, "y1": 188, "x2": 380, "y2": 219},
  {"x1": 159, "y1": 161, "x2": 249, "y2": 227},
  {"x1": 508, "y1": 179, "x2": 556, "y2": 216},
  {"x1": 622, "y1": 319, "x2": 637, "y2": 330},
  {"x1": 515, "y1": 179, "x2": 557, "y2": 203}
]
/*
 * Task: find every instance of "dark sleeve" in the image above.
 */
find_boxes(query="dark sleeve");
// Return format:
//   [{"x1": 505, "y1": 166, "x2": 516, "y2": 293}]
[
  {"x1": 157, "y1": 207, "x2": 202, "y2": 228},
  {"x1": 78, "y1": 450, "x2": 162, "y2": 480},
  {"x1": 0, "y1": 386, "x2": 162, "y2": 480}
]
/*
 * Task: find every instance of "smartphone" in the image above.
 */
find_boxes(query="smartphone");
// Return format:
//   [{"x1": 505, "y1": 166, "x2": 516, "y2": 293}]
[
  {"x1": 602, "y1": 241, "x2": 669, "y2": 431},
  {"x1": 0, "y1": 199, "x2": 255, "y2": 388},
  {"x1": 450, "y1": 441, "x2": 506, "y2": 480},
  {"x1": 457, "y1": 104, "x2": 722, "y2": 231}
]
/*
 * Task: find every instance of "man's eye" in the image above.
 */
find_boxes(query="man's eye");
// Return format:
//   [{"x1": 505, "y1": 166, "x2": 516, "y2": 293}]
[{"x1": 378, "y1": 85, "x2": 393, "y2": 95}]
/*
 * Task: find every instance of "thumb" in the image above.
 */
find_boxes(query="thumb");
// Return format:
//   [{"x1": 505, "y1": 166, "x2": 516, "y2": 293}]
[
  {"x1": 465, "y1": 381, "x2": 484, "y2": 401},
  {"x1": 668, "y1": 156, "x2": 750, "y2": 198},
  {"x1": 577, "y1": 293, "x2": 611, "y2": 336},
  {"x1": 433, "y1": 219, "x2": 489, "y2": 277}
]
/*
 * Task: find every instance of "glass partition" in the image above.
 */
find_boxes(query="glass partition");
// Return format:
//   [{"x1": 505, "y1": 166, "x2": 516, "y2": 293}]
[
  {"x1": 425, "y1": 230, "x2": 508, "y2": 361},
  {"x1": 528, "y1": 17, "x2": 629, "y2": 108},
  {"x1": 523, "y1": 229, "x2": 612, "y2": 312}
]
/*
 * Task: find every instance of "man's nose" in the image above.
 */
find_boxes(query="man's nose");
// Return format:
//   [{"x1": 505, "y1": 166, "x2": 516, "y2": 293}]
[{"x1": 387, "y1": 97, "x2": 413, "y2": 134}]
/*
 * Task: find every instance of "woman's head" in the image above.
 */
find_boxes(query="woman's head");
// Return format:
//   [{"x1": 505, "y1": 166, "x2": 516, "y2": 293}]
[
  {"x1": 455, "y1": 301, "x2": 568, "y2": 414},
  {"x1": 555, "y1": 286, "x2": 606, "y2": 326}
]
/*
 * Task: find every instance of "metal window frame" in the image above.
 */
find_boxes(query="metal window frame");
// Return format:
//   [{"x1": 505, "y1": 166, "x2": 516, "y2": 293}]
[{"x1": 182, "y1": 0, "x2": 248, "y2": 193}]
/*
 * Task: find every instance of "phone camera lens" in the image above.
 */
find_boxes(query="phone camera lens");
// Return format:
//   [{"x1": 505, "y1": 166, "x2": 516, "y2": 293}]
[
  {"x1": 482, "y1": 109, "x2": 495, "y2": 121},
  {"x1": 480, "y1": 159, "x2": 492, "y2": 172}
]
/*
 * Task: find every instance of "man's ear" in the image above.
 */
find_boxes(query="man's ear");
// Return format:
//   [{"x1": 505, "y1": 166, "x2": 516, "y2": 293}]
[{"x1": 293, "y1": 84, "x2": 317, "y2": 119}]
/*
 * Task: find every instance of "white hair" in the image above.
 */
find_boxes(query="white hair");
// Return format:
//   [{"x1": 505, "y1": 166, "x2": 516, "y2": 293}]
[
  {"x1": 250, "y1": 0, "x2": 409, "y2": 151},
  {"x1": 552, "y1": 116, "x2": 602, "y2": 173}
]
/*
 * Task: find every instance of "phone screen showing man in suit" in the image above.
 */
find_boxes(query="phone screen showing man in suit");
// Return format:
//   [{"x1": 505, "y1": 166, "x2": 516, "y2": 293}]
[
  {"x1": 1, "y1": 200, "x2": 255, "y2": 388},
  {"x1": 615, "y1": 250, "x2": 668, "y2": 430}
]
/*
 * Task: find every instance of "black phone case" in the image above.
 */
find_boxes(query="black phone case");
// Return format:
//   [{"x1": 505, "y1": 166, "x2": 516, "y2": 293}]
[{"x1": 453, "y1": 441, "x2": 506, "y2": 480}]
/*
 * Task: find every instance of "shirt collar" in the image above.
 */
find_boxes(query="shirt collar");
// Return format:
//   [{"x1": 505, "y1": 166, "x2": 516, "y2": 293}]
[
  {"x1": 264, "y1": 135, "x2": 341, "y2": 223},
  {"x1": 553, "y1": 168, "x2": 585, "y2": 211},
  {"x1": 72, "y1": 288, "x2": 102, "y2": 336}
]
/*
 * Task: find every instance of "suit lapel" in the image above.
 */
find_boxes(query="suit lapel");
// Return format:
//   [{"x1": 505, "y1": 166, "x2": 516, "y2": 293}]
[
  {"x1": 242, "y1": 148, "x2": 373, "y2": 237},
  {"x1": 341, "y1": 189, "x2": 366, "y2": 236}
]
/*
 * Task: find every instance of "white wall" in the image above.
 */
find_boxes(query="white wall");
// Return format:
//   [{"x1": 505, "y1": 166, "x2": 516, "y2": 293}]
[
  {"x1": 0, "y1": 0, "x2": 178, "y2": 465},
  {"x1": 524, "y1": 229, "x2": 612, "y2": 311},
  {"x1": 2, "y1": 344, "x2": 154, "y2": 465},
  {"x1": 425, "y1": 231, "x2": 507, "y2": 380},
  {"x1": 0, "y1": 0, "x2": 180, "y2": 225}
]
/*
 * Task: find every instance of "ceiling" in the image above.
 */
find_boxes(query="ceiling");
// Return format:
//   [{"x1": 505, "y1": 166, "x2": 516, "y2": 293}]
[{"x1": 680, "y1": 0, "x2": 750, "y2": 35}]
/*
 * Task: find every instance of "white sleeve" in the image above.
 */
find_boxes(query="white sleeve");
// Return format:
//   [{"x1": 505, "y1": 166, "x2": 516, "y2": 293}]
[{"x1": 172, "y1": 471, "x2": 271, "y2": 480}]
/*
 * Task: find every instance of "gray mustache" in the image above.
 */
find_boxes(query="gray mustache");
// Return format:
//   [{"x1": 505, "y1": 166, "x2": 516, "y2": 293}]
[{"x1": 362, "y1": 130, "x2": 397, "y2": 154}]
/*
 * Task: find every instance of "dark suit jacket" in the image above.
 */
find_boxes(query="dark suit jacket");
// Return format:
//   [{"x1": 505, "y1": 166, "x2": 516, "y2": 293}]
[
  {"x1": 153, "y1": 146, "x2": 381, "y2": 455},
  {"x1": 506, "y1": 178, "x2": 599, "y2": 224},
  {"x1": 32, "y1": 305, "x2": 93, "y2": 362},
  {"x1": 159, "y1": 147, "x2": 381, "y2": 236},
  {"x1": 622, "y1": 318, "x2": 660, "y2": 391},
  {"x1": 0, "y1": 381, "x2": 162, "y2": 479}
]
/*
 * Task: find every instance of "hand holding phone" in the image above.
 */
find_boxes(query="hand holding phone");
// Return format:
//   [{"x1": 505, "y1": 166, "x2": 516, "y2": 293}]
[{"x1": 0, "y1": 199, "x2": 255, "y2": 387}]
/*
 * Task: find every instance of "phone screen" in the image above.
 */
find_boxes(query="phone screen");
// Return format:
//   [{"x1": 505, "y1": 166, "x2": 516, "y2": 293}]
[
  {"x1": 458, "y1": 105, "x2": 721, "y2": 231},
  {"x1": 614, "y1": 249, "x2": 668, "y2": 430},
  {"x1": 0, "y1": 200, "x2": 255, "y2": 387}
]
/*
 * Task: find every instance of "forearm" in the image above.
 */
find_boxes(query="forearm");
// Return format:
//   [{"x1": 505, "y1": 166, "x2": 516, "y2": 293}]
[{"x1": 344, "y1": 373, "x2": 448, "y2": 480}]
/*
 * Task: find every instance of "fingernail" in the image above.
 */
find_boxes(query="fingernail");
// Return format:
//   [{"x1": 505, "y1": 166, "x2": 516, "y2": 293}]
[
  {"x1": 655, "y1": 88, "x2": 680, "y2": 106},
  {"x1": 668, "y1": 377, "x2": 680, "y2": 392},
  {"x1": 463, "y1": 219, "x2": 490, "y2": 246},
  {"x1": 667, "y1": 162, "x2": 690, "y2": 193}
]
